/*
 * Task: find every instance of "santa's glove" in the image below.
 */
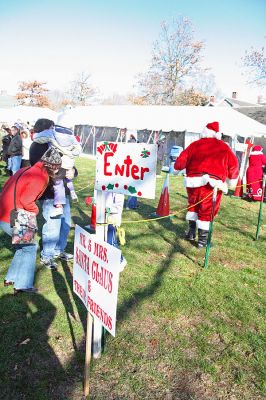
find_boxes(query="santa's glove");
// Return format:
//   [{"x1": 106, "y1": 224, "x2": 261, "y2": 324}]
[
  {"x1": 117, "y1": 228, "x2": 126, "y2": 246},
  {"x1": 263, "y1": 166, "x2": 266, "y2": 175},
  {"x1": 213, "y1": 181, "x2": 228, "y2": 194}
]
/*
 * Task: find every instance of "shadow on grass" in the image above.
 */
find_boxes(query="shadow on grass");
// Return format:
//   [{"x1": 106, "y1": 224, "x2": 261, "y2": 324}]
[
  {"x1": 72, "y1": 203, "x2": 91, "y2": 228},
  {"x1": 0, "y1": 292, "x2": 66, "y2": 400}
]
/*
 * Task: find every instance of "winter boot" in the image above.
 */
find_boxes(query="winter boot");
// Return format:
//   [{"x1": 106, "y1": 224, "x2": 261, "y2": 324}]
[
  {"x1": 185, "y1": 220, "x2": 196, "y2": 241},
  {"x1": 197, "y1": 229, "x2": 209, "y2": 248}
]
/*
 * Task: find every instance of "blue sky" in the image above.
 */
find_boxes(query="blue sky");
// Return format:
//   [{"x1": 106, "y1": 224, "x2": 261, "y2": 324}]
[{"x1": 0, "y1": 0, "x2": 265, "y2": 101}]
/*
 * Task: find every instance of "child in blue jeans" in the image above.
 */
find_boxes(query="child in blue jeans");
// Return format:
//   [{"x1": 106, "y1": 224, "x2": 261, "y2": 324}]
[{"x1": 33, "y1": 124, "x2": 81, "y2": 217}]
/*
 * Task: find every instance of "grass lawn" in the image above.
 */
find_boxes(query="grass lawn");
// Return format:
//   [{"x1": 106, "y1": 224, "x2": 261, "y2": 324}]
[{"x1": 0, "y1": 157, "x2": 265, "y2": 400}]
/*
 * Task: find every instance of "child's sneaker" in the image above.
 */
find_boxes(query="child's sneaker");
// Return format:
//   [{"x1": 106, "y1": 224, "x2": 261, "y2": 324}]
[
  {"x1": 54, "y1": 252, "x2": 74, "y2": 261},
  {"x1": 51, "y1": 207, "x2": 63, "y2": 218},
  {"x1": 70, "y1": 190, "x2": 78, "y2": 202},
  {"x1": 40, "y1": 258, "x2": 58, "y2": 270}
]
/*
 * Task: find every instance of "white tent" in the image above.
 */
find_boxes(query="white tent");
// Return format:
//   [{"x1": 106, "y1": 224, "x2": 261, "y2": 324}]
[
  {"x1": 57, "y1": 105, "x2": 266, "y2": 138},
  {"x1": 0, "y1": 106, "x2": 58, "y2": 125}
]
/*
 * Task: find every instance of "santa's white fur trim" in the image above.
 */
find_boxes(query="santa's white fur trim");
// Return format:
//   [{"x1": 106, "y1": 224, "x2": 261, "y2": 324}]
[
  {"x1": 200, "y1": 127, "x2": 222, "y2": 140},
  {"x1": 226, "y1": 177, "x2": 239, "y2": 189},
  {"x1": 250, "y1": 151, "x2": 263, "y2": 155},
  {"x1": 185, "y1": 175, "x2": 228, "y2": 193},
  {"x1": 186, "y1": 211, "x2": 198, "y2": 221},
  {"x1": 197, "y1": 220, "x2": 210, "y2": 230}
]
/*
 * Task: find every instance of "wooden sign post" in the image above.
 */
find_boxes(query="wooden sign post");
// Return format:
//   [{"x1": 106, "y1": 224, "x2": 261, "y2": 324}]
[
  {"x1": 73, "y1": 226, "x2": 121, "y2": 398},
  {"x1": 84, "y1": 312, "x2": 93, "y2": 397}
]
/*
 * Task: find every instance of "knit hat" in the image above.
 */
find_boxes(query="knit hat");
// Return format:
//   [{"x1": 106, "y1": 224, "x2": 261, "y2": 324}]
[
  {"x1": 201, "y1": 121, "x2": 221, "y2": 140},
  {"x1": 41, "y1": 147, "x2": 62, "y2": 170}
]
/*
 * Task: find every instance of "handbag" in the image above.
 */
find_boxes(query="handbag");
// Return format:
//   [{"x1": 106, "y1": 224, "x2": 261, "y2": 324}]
[{"x1": 10, "y1": 168, "x2": 38, "y2": 245}]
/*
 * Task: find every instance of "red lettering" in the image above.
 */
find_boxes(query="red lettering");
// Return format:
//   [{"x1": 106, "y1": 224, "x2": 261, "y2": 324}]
[
  {"x1": 140, "y1": 167, "x2": 149, "y2": 180},
  {"x1": 104, "y1": 152, "x2": 113, "y2": 176},
  {"x1": 131, "y1": 165, "x2": 139, "y2": 180},
  {"x1": 86, "y1": 296, "x2": 113, "y2": 331},
  {"x1": 124, "y1": 155, "x2": 133, "y2": 177},
  {"x1": 114, "y1": 164, "x2": 125, "y2": 176},
  {"x1": 80, "y1": 233, "x2": 86, "y2": 249}
]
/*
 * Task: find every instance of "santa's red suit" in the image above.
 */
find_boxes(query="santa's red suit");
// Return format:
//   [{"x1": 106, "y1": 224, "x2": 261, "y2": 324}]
[
  {"x1": 174, "y1": 122, "x2": 239, "y2": 247},
  {"x1": 246, "y1": 145, "x2": 266, "y2": 201}
]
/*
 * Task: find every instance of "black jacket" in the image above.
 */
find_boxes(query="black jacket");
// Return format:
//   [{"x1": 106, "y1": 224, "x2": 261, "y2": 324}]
[
  {"x1": 2, "y1": 134, "x2": 12, "y2": 161},
  {"x1": 8, "y1": 134, "x2": 22, "y2": 156}
]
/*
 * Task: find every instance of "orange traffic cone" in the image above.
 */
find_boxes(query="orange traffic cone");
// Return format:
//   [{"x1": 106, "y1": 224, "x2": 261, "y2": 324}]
[
  {"x1": 232, "y1": 176, "x2": 243, "y2": 198},
  {"x1": 85, "y1": 196, "x2": 97, "y2": 231},
  {"x1": 156, "y1": 174, "x2": 170, "y2": 216}
]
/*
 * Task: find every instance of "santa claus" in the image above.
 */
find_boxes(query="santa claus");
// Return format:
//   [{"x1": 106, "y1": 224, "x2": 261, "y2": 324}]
[
  {"x1": 174, "y1": 121, "x2": 239, "y2": 248},
  {"x1": 246, "y1": 145, "x2": 266, "y2": 201}
]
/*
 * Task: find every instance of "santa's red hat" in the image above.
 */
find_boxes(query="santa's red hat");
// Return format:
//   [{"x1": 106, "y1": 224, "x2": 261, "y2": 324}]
[
  {"x1": 251, "y1": 145, "x2": 263, "y2": 155},
  {"x1": 201, "y1": 121, "x2": 221, "y2": 140}
]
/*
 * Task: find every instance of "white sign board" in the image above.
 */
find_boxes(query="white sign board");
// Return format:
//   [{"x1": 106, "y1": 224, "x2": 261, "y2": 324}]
[
  {"x1": 234, "y1": 142, "x2": 248, "y2": 152},
  {"x1": 95, "y1": 142, "x2": 157, "y2": 199},
  {"x1": 73, "y1": 225, "x2": 121, "y2": 337}
]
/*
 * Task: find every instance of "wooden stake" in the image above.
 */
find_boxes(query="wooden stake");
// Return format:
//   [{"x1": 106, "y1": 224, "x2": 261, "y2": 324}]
[{"x1": 84, "y1": 312, "x2": 93, "y2": 398}]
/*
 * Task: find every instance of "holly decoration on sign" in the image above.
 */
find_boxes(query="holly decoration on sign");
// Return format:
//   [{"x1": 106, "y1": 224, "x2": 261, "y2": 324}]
[
  {"x1": 140, "y1": 148, "x2": 150, "y2": 158},
  {"x1": 97, "y1": 142, "x2": 118, "y2": 155},
  {"x1": 107, "y1": 183, "x2": 114, "y2": 190},
  {"x1": 128, "y1": 186, "x2": 137, "y2": 194}
]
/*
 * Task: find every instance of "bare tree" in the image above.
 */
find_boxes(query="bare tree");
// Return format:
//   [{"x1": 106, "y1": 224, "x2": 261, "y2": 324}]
[
  {"x1": 16, "y1": 80, "x2": 50, "y2": 107},
  {"x1": 135, "y1": 16, "x2": 205, "y2": 105},
  {"x1": 69, "y1": 72, "x2": 98, "y2": 105},
  {"x1": 242, "y1": 43, "x2": 266, "y2": 87},
  {"x1": 48, "y1": 89, "x2": 73, "y2": 111}
]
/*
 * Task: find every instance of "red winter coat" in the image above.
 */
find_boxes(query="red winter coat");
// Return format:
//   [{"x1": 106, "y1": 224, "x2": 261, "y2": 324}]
[
  {"x1": 174, "y1": 138, "x2": 239, "y2": 190},
  {"x1": 0, "y1": 162, "x2": 49, "y2": 224}
]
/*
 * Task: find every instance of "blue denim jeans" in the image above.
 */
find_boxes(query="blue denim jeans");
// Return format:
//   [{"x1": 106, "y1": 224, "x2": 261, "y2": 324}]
[
  {"x1": 0, "y1": 220, "x2": 37, "y2": 289},
  {"x1": 107, "y1": 224, "x2": 123, "y2": 263},
  {"x1": 10, "y1": 155, "x2": 22, "y2": 175},
  {"x1": 41, "y1": 197, "x2": 71, "y2": 261},
  {"x1": 126, "y1": 196, "x2": 138, "y2": 209}
]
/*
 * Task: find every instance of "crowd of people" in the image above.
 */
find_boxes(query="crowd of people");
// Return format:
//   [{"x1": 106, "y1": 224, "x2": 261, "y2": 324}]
[
  {"x1": 0, "y1": 118, "x2": 81, "y2": 294},
  {"x1": 0, "y1": 118, "x2": 265, "y2": 292}
]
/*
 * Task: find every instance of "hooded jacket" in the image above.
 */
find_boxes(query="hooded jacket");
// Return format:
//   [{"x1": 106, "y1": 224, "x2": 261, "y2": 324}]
[{"x1": 0, "y1": 162, "x2": 49, "y2": 224}]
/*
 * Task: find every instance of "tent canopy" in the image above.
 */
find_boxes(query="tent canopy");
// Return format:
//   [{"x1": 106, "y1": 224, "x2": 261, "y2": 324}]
[
  {"x1": 57, "y1": 105, "x2": 266, "y2": 138},
  {"x1": 0, "y1": 106, "x2": 58, "y2": 125}
]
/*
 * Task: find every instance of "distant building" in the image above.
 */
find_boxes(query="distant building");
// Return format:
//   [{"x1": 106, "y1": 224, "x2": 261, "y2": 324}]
[
  {"x1": 0, "y1": 91, "x2": 17, "y2": 108},
  {"x1": 205, "y1": 91, "x2": 262, "y2": 108}
]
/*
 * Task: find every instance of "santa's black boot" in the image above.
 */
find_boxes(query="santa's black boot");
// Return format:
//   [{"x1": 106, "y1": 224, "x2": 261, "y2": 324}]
[
  {"x1": 185, "y1": 220, "x2": 196, "y2": 241},
  {"x1": 197, "y1": 229, "x2": 209, "y2": 248}
]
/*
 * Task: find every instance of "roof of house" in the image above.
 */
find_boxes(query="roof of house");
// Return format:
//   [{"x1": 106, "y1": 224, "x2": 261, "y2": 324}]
[
  {"x1": 236, "y1": 106, "x2": 266, "y2": 125},
  {"x1": 206, "y1": 97, "x2": 260, "y2": 108},
  {"x1": 224, "y1": 97, "x2": 260, "y2": 108}
]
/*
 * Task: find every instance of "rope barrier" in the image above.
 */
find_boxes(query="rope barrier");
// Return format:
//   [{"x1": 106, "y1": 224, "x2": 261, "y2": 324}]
[{"x1": 75, "y1": 178, "x2": 264, "y2": 226}]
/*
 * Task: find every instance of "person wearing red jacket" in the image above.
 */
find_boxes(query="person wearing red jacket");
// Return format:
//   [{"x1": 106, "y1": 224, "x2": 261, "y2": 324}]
[
  {"x1": 174, "y1": 121, "x2": 239, "y2": 248},
  {"x1": 246, "y1": 145, "x2": 266, "y2": 201},
  {"x1": 0, "y1": 147, "x2": 62, "y2": 294}
]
